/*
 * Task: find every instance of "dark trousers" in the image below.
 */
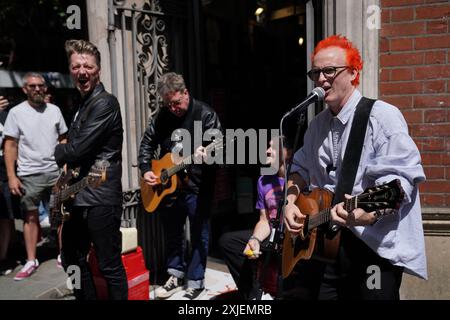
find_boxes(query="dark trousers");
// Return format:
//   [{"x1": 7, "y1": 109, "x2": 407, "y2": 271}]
[
  {"x1": 219, "y1": 229, "x2": 255, "y2": 299},
  {"x1": 61, "y1": 205, "x2": 128, "y2": 300},
  {"x1": 219, "y1": 229, "x2": 279, "y2": 299},
  {"x1": 283, "y1": 228, "x2": 403, "y2": 300}
]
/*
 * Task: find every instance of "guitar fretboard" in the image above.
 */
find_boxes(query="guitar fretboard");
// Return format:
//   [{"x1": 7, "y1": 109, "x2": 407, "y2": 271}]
[
  {"x1": 166, "y1": 138, "x2": 224, "y2": 177},
  {"x1": 55, "y1": 178, "x2": 90, "y2": 203},
  {"x1": 307, "y1": 196, "x2": 357, "y2": 230}
]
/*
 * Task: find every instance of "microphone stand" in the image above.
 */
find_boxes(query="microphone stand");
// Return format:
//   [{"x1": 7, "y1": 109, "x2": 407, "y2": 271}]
[{"x1": 256, "y1": 99, "x2": 312, "y2": 300}]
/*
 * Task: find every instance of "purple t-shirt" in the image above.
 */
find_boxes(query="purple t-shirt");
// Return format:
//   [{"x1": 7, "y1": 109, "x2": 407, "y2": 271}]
[{"x1": 256, "y1": 175, "x2": 284, "y2": 220}]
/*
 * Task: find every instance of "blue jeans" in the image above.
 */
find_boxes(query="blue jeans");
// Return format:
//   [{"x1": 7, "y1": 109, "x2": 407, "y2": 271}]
[{"x1": 161, "y1": 193, "x2": 209, "y2": 289}]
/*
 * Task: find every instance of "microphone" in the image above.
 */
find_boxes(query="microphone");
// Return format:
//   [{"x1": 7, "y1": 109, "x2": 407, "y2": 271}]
[{"x1": 284, "y1": 87, "x2": 325, "y2": 117}]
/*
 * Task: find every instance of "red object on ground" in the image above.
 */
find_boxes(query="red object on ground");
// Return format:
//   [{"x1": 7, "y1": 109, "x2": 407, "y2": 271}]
[{"x1": 88, "y1": 246, "x2": 150, "y2": 300}]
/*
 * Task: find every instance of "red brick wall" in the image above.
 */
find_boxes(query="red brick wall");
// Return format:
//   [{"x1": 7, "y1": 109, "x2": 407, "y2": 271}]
[{"x1": 380, "y1": 0, "x2": 450, "y2": 207}]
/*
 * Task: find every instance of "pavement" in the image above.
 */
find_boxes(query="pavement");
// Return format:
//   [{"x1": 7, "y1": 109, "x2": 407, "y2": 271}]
[
  {"x1": 0, "y1": 220, "x2": 74, "y2": 300},
  {"x1": 0, "y1": 220, "x2": 236, "y2": 300},
  {"x1": 153, "y1": 258, "x2": 238, "y2": 300}
]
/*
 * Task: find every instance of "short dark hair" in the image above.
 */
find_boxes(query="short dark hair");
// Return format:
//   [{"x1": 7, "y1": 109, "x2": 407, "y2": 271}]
[{"x1": 65, "y1": 39, "x2": 101, "y2": 68}]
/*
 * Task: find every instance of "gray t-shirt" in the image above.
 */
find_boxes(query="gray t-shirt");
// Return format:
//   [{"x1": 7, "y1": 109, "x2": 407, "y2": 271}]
[{"x1": 4, "y1": 101, "x2": 68, "y2": 176}]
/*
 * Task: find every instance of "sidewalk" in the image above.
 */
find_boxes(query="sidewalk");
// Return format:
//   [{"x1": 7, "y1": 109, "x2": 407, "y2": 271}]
[
  {"x1": 0, "y1": 220, "x2": 73, "y2": 300},
  {"x1": 0, "y1": 255, "x2": 236, "y2": 300},
  {"x1": 151, "y1": 257, "x2": 237, "y2": 300},
  {"x1": 0, "y1": 221, "x2": 236, "y2": 300}
]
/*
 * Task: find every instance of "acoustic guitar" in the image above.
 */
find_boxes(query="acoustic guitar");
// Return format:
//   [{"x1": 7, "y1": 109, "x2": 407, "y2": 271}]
[
  {"x1": 50, "y1": 160, "x2": 109, "y2": 228},
  {"x1": 140, "y1": 137, "x2": 226, "y2": 213},
  {"x1": 281, "y1": 179, "x2": 405, "y2": 278}
]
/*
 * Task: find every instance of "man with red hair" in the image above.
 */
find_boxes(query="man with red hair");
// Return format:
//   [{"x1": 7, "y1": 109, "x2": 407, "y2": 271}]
[{"x1": 283, "y1": 35, "x2": 426, "y2": 299}]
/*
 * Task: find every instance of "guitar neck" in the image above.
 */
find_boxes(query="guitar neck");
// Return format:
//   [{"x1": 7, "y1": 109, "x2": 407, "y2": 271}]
[
  {"x1": 308, "y1": 196, "x2": 357, "y2": 231},
  {"x1": 165, "y1": 139, "x2": 222, "y2": 177},
  {"x1": 167, "y1": 156, "x2": 193, "y2": 177},
  {"x1": 59, "y1": 178, "x2": 89, "y2": 202}
]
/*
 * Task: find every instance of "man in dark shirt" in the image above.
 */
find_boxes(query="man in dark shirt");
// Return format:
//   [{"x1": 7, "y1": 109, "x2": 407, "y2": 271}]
[
  {"x1": 138, "y1": 72, "x2": 222, "y2": 300},
  {"x1": 54, "y1": 39, "x2": 128, "y2": 300}
]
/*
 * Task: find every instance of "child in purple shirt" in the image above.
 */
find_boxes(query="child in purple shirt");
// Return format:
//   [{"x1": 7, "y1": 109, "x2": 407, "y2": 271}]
[{"x1": 219, "y1": 138, "x2": 292, "y2": 299}]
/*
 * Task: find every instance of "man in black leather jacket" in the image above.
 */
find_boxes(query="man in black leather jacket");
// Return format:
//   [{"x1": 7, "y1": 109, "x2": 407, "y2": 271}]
[
  {"x1": 54, "y1": 39, "x2": 128, "y2": 300},
  {"x1": 138, "y1": 72, "x2": 222, "y2": 300}
]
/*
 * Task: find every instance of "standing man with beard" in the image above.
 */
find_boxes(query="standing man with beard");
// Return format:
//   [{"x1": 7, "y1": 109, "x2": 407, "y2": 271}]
[
  {"x1": 3, "y1": 73, "x2": 68, "y2": 280},
  {"x1": 54, "y1": 39, "x2": 128, "y2": 300}
]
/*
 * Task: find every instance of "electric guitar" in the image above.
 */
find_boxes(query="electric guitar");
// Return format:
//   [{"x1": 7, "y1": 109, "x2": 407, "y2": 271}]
[
  {"x1": 50, "y1": 160, "x2": 109, "y2": 227},
  {"x1": 281, "y1": 179, "x2": 405, "y2": 279},
  {"x1": 140, "y1": 137, "x2": 227, "y2": 213}
]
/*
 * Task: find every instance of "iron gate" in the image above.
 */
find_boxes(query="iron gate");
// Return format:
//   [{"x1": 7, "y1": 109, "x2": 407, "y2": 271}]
[{"x1": 110, "y1": 0, "x2": 199, "y2": 279}]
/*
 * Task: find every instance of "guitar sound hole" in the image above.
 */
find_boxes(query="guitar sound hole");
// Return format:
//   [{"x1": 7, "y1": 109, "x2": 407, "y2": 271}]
[
  {"x1": 160, "y1": 170, "x2": 169, "y2": 184},
  {"x1": 293, "y1": 235, "x2": 310, "y2": 256},
  {"x1": 154, "y1": 185, "x2": 164, "y2": 195}
]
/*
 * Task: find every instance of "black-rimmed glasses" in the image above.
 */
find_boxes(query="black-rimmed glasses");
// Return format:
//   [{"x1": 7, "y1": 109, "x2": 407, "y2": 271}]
[
  {"x1": 163, "y1": 91, "x2": 186, "y2": 108},
  {"x1": 164, "y1": 98, "x2": 183, "y2": 109},
  {"x1": 307, "y1": 66, "x2": 349, "y2": 81}
]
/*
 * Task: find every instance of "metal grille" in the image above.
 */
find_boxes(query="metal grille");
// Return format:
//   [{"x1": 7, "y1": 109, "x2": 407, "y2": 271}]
[
  {"x1": 109, "y1": 0, "x2": 191, "y2": 277},
  {"x1": 109, "y1": 0, "x2": 171, "y2": 190}
]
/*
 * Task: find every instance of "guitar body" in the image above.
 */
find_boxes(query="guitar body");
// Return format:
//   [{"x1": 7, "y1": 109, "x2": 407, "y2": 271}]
[
  {"x1": 140, "y1": 152, "x2": 178, "y2": 213},
  {"x1": 50, "y1": 161, "x2": 109, "y2": 228},
  {"x1": 140, "y1": 136, "x2": 231, "y2": 213},
  {"x1": 60, "y1": 198, "x2": 74, "y2": 220},
  {"x1": 280, "y1": 179, "x2": 405, "y2": 279},
  {"x1": 50, "y1": 168, "x2": 79, "y2": 229},
  {"x1": 281, "y1": 188, "x2": 337, "y2": 279}
]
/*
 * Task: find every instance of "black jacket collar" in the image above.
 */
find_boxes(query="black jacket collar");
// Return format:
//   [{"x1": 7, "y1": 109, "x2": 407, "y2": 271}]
[{"x1": 80, "y1": 82, "x2": 105, "y2": 106}]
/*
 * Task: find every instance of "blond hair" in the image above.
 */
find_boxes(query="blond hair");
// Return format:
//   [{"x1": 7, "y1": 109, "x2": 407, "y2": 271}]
[{"x1": 65, "y1": 39, "x2": 101, "y2": 68}]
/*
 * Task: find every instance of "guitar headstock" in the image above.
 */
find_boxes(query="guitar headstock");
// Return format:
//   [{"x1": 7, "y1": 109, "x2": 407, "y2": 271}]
[
  {"x1": 356, "y1": 179, "x2": 405, "y2": 212},
  {"x1": 87, "y1": 160, "x2": 110, "y2": 188}
]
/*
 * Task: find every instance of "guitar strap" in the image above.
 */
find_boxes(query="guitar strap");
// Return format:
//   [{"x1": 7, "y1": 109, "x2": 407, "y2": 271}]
[{"x1": 328, "y1": 96, "x2": 376, "y2": 234}]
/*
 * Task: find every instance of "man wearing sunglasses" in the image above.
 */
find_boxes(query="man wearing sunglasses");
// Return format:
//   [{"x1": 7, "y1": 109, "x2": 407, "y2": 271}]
[
  {"x1": 3, "y1": 73, "x2": 68, "y2": 281},
  {"x1": 283, "y1": 35, "x2": 426, "y2": 299}
]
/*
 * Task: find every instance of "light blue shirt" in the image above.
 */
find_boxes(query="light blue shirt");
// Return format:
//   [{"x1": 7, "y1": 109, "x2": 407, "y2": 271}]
[{"x1": 291, "y1": 89, "x2": 427, "y2": 279}]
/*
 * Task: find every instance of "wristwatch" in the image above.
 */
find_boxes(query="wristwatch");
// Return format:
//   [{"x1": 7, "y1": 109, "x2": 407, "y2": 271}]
[{"x1": 249, "y1": 235, "x2": 262, "y2": 243}]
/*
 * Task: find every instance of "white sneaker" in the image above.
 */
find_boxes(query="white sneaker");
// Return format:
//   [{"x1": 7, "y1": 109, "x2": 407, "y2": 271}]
[
  {"x1": 180, "y1": 287, "x2": 205, "y2": 300},
  {"x1": 155, "y1": 275, "x2": 183, "y2": 299},
  {"x1": 14, "y1": 259, "x2": 39, "y2": 281},
  {"x1": 57, "y1": 255, "x2": 63, "y2": 268},
  {"x1": 261, "y1": 292, "x2": 274, "y2": 300}
]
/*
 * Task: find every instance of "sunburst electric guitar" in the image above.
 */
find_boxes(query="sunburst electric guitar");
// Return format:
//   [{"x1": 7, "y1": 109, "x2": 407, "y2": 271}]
[
  {"x1": 140, "y1": 137, "x2": 227, "y2": 213},
  {"x1": 281, "y1": 179, "x2": 405, "y2": 278},
  {"x1": 50, "y1": 160, "x2": 109, "y2": 227}
]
